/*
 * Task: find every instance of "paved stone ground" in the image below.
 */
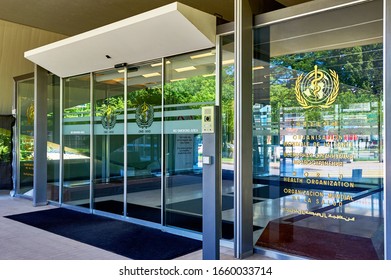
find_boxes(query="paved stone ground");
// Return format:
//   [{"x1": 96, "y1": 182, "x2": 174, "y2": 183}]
[{"x1": 0, "y1": 190, "x2": 273, "y2": 260}]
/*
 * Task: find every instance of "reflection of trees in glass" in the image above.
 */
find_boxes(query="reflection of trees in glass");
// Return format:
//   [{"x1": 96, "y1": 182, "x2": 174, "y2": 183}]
[
  {"x1": 0, "y1": 129, "x2": 12, "y2": 162},
  {"x1": 19, "y1": 135, "x2": 34, "y2": 161},
  {"x1": 271, "y1": 44, "x2": 382, "y2": 98},
  {"x1": 164, "y1": 76, "x2": 215, "y2": 105},
  {"x1": 268, "y1": 43, "x2": 383, "y2": 162},
  {"x1": 221, "y1": 65, "x2": 235, "y2": 157},
  {"x1": 270, "y1": 43, "x2": 383, "y2": 121},
  {"x1": 128, "y1": 87, "x2": 161, "y2": 107},
  {"x1": 63, "y1": 75, "x2": 217, "y2": 117},
  {"x1": 63, "y1": 103, "x2": 91, "y2": 119},
  {"x1": 95, "y1": 95, "x2": 124, "y2": 116}
]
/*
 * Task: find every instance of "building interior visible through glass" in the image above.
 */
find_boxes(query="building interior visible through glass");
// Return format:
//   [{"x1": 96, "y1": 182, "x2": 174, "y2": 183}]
[
  {"x1": 252, "y1": 2, "x2": 383, "y2": 259},
  {"x1": 15, "y1": 1, "x2": 384, "y2": 260}
]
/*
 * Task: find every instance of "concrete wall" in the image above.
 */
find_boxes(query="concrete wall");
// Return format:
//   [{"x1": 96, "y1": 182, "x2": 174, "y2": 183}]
[{"x1": 0, "y1": 19, "x2": 66, "y2": 114}]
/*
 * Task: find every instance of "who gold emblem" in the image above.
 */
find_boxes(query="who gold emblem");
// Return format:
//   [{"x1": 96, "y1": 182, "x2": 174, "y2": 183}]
[
  {"x1": 101, "y1": 105, "x2": 117, "y2": 130},
  {"x1": 26, "y1": 103, "x2": 34, "y2": 125},
  {"x1": 136, "y1": 102, "x2": 154, "y2": 129},
  {"x1": 295, "y1": 65, "x2": 339, "y2": 109}
]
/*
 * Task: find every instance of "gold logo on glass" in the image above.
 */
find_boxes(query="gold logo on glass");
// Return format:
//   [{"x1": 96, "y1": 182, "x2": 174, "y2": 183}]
[
  {"x1": 26, "y1": 103, "x2": 34, "y2": 125},
  {"x1": 295, "y1": 65, "x2": 339, "y2": 109}
]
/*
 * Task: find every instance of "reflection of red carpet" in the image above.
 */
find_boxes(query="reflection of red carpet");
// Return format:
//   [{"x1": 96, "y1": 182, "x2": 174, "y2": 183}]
[{"x1": 256, "y1": 214, "x2": 383, "y2": 259}]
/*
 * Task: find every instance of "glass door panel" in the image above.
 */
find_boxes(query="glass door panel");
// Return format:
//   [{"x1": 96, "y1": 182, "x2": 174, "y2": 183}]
[
  {"x1": 220, "y1": 35, "x2": 236, "y2": 239},
  {"x1": 63, "y1": 74, "x2": 91, "y2": 207},
  {"x1": 46, "y1": 74, "x2": 61, "y2": 202},
  {"x1": 126, "y1": 61, "x2": 162, "y2": 223},
  {"x1": 164, "y1": 50, "x2": 215, "y2": 232},
  {"x1": 16, "y1": 74, "x2": 61, "y2": 200},
  {"x1": 16, "y1": 77, "x2": 35, "y2": 196},
  {"x1": 93, "y1": 69, "x2": 125, "y2": 215},
  {"x1": 253, "y1": 0, "x2": 384, "y2": 259}
]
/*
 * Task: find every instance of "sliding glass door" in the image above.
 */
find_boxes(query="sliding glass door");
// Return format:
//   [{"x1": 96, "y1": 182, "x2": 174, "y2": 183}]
[
  {"x1": 93, "y1": 69, "x2": 125, "y2": 215},
  {"x1": 164, "y1": 50, "x2": 215, "y2": 232},
  {"x1": 62, "y1": 74, "x2": 91, "y2": 207},
  {"x1": 126, "y1": 60, "x2": 162, "y2": 223},
  {"x1": 46, "y1": 49, "x2": 218, "y2": 235}
]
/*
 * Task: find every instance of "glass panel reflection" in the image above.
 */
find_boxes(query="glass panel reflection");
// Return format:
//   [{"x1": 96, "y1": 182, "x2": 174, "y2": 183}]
[
  {"x1": 16, "y1": 74, "x2": 61, "y2": 201},
  {"x1": 253, "y1": 2, "x2": 384, "y2": 259},
  {"x1": 126, "y1": 60, "x2": 162, "y2": 223},
  {"x1": 93, "y1": 69, "x2": 125, "y2": 215},
  {"x1": 221, "y1": 35, "x2": 238, "y2": 239},
  {"x1": 62, "y1": 74, "x2": 91, "y2": 207},
  {"x1": 47, "y1": 74, "x2": 61, "y2": 202},
  {"x1": 16, "y1": 78, "x2": 35, "y2": 196},
  {"x1": 164, "y1": 50, "x2": 215, "y2": 232}
]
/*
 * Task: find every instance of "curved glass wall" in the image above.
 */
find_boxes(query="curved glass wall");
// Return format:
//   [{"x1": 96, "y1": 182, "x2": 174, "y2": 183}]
[{"x1": 253, "y1": 0, "x2": 384, "y2": 259}]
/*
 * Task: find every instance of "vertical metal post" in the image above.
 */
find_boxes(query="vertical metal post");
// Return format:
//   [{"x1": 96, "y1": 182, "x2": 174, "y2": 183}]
[
  {"x1": 161, "y1": 58, "x2": 166, "y2": 226},
  {"x1": 384, "y1": 0, "x2": 391, "y2": 260},
  {"x1": 59, "y1": 77, "x2": 64, "y2": 204},
  {"x1": 12, "y1": 77, "x2": 18, "y2": 197},
  {"x1": 202, "y1": 106, "x2": 221, "y2": 260},
  {"x1": 234, "y1": 0, "x2": 254, "y2": 259},
  {"x1": 123, "y1": 67, "x2": 128, "y2": 217},
  {"x1": 216, "y1": 36, "x2": 222, "y2": 108},
  {"x1": 105, "y1": 128, "x2": 110, "y2": 182},
  {"x1": 90, "y1": 73, "x2": 94, "y2": 211},
  {"x1": 33, "y1": 65, "x2": 48, "y2": 206}
]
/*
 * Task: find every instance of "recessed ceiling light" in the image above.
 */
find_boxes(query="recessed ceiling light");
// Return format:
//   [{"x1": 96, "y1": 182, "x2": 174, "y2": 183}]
[
  {"x1": 222, "y1": 59, "x2": 234, "y2": 65},
  {"x1": 142, "y1": 72, "x2": 161, "y2": 78},
  {"x1": 175, "y1": 66, "x2": 196, "y2": 72},
  {"x1": 170, "y1": 78, "x2": 187, "y2": 82},
  {"x1": 151, "y1": 61, "x2": 170, "y2": 67},
  {"x1": 190, "y1": 52, "x2": 215, "y2": 59}
]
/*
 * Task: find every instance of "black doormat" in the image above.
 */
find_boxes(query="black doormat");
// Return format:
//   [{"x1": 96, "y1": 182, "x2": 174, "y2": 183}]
[
  {"x1": 91, "y1": 200, "x2": 263, "y2": 240},
  {"x1": 5, "y1": 208, "x2": 202, "y2": 260}
]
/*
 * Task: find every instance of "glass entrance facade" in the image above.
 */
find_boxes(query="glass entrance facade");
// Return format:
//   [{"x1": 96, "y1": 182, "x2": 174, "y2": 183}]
[
  {"x1": 16, "y1": 0, "x2": 387, "y2": 260},
  {"x1": 251, "y1": 0, "x2": 384, "y2": 259},
  {"x1": 45, "y1": 50, "x2": 217, "y2": 236},
  {"x1": 15, "y1": 74, "x2": 61, "y2": 200}
]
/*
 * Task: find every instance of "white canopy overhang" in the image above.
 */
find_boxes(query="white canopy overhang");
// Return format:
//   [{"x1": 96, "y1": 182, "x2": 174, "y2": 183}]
[{"x1": 25, "y1": 2, "x2": 216, "y2": 78}]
